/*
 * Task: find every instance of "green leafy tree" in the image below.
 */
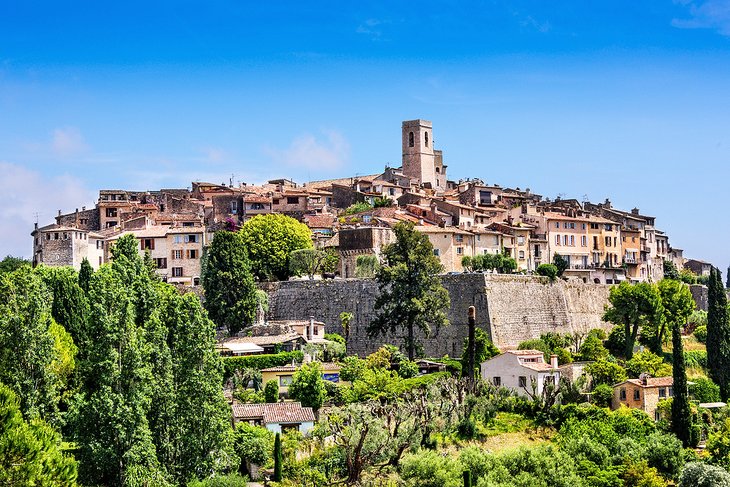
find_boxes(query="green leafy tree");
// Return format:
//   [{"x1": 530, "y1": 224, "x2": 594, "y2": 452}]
[
  {"x1": 288, "y1": 362, "x2": 326, "y2": 411},
  {"x1": 355, "y1": 254, "x2": 379, "y2": 278},
  {"x1": 671, "y1": 313, "x2": 692, "y2": 446},
  {"x1": 368, "y1": 222, "x2": 450, "y2": 360},
  {"x1": 578, "y1": 332, "x2": 609, "y2": 361},
  {"x1": 663, "y1": 259, "x2": 680, "y2": 280},
  {"x1": 340, "y1": 355, "x2": 366, "y2": 382},
  {"x1": 592, "y1": 383, "x2": 614, "y2": 407},
  {"x1": 78, "y1": 257, "x2": 93, "y2": 294},
  {"x1": 0, "y1": 267, "x2": 65, "y2": 425},
  {"x1": 586, "y1": 359, "x2": 627, "y2": 386},
  {"x1": 202, "y1": 230, "x2": 258, "y2": 335},
  {"x1": 707, "y1": 267, "x2": 730, "y2": 399},
  {"x1": 39, "y1": 266, "x2": 90, "y2": 359},
  {"x1": 289, "y1": 248, "x2": 330, "y2": 279},
  {"x1": 646, "y1": 279, "x2": 695, "y2": 356},
  {"x1": 536, "y1": 263, "x2": 559, "y2": 280},
  {"x1": 679, "y1": 267, "x2": 699, "y2": 284},
  {"x1": 460, "y1": 328, "x2": 499, "y2": 377},
  {"x1": 553, "y1": 253, "x2": 569, "y2": 277},
  {"x1": 603, "y1": 281, "x2": 663, "y2": 359},
  {"x1": 0, "y1": 383, "x2": 78, "y2": 486},
  {"x1": 239, "y1": 214, "x2": 313, "y2": 281},
  {"x1": 625, "y1": 350, "x2": 672, "y2": 378},
  {"x1": 264, "y1": 380, "x2": 279, "y2": 403},
  {"x1": 344, "y1": 201, "x2": 373, "y2": 215},
  {"x1": 689, "y1": 377, "x2": 721, "y2": 403},
  {"x1": 234, "y1": 423, "x2": 272, "y2": 477},
  {"x1": 0, "y1": 255, "x2": 29, "y2": 274}
]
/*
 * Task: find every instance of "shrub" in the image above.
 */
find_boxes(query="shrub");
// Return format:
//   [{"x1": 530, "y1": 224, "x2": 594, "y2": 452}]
[
  {"x1": 536, "y1": 263, "x2": 559, "y2": 280},
  {"x1": 343, "y1": 201, "x2": 373, "y2": 215},
  {"x1": 586, "y1": 359, "x2": 627, "y2": 386},
  {"x1": 694, "y1": 325, "x2": 708, "y2": 344},
  {"x1": 683, "y1": 350, "x2": 708, "y2": 370},
  {"x1": 679, "y1": 461, "x2": 730, "y2": 487},
  {"x1": 397, "y1": 359, "x2": 418, "y2": 379},
  {"x1": 626, "y1": 350, "x2": 672, "y2": 378},
  {"x1": 339, "y1": 356, "x2": 366, "y2": 382},
  {"x1": 606, "y1": 325, "x2": 626, "y2": 357},
  {"x1": 188, "y1": 474, "x2": 251, "y2": 487},
  {"x1": 592, "y1": 383, "x2": 614, "y2": 407},
  {"x1": 691, "y1": 377, "x2": 721, "y2": 403},
  {"x1": 264, "y1": 380, "x2": 279, "y2": 403}
]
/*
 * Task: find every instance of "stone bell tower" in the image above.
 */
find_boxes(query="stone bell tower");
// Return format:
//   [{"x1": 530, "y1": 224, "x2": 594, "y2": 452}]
[{"x1": 402, "y1": 119, "x2": 446, "y2": 192}]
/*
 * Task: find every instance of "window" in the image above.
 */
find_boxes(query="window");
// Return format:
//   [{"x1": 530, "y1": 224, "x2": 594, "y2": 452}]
[
  {"x1": 456, "y1": 247, "x2": 463, "y2": 255},
  {"x1": 555, "y1": 222, "x2": 559, "y2": 229},
  {"x1": 519, "y1": 250, "x2": 525, "y2": 259},
  {"x1": 172, "y1": 250, "x2": 183, "y2": 259},
  {"x1": 182, "y1": 222, "x2": 194, "y2": 227},
  {"x1": 106, "y1": 208, "x2": 117, "y2": 217},
  {"x1": 173, "y1": 235, "x2": 183, "y2": 244},
  {"x1": 517, "y1": 235, "x2": 525, "y2": 245},
  {"x1": 581, "y1": 236, "x2": 587, "y2": 247},
  {"x1": 620, "y1": 388, "x2": 626, "y2": 400},
  {"x1": 633, "y1": 389, "x2": 641, "y2": 401},
  {"x1": 590, "y1": 223, "x2": 599, "y2": 230},
  {"x1": 96, "y1": 240, "x2": 103, "y2": 249},
  {"x1": 605, "y1": 236, "x2": 612, "y2": 247},
  {"x1": 230, "y1": 201, "x2": 238, "y2": 214},
  {"x1": 669, "y1": 387, "x2": 674, "y2": 397},
  {"x1": 456, "y1": 234, "x2": 464, "y2": 243},
  {"x1": 409, "y1": 131, "x2": 414, "y2": 147},
  {"x1": 659, "y1": 388, "x2": 666, "y2": 398},
  {"x1": 172, "y1": 267, "x2": 183, "y2": 277},
  {"x1": 193, "y1": 277, "x2": 200, "y2": 286},
  {"x1": 519, "y1": 376, "x2": 527, "y2": 387},
  {"x1": 188, "y1": 249, "x2": 198, "y2": 259},
  {"x1": 555, "y1": 234, "x2": 560, "y2": 245},
  {"x1": 141, "y1": 238, "x2": 155, "y2": 250},
  {"x1": 605, "y1": 224, "x2": 613, "y2": 231},
  {"x1": 389, "y1": 188, "x2": 395, "y2": 196},
  {"x1": 185, "y1": 234, "x2": 199, "y2": 244},
  {"x1": 433, "y1": 249, "x2": 440, "y2": 256},
  {"x1": 582, "y1": 223, "x2": 586, "y2": 230},
  {"x1": 286, "y1": 196, "x2": 299, "y2": 205},
  {"x1": 280, "y1": 375, "x2": 293, "y2": 386},
  {"x1": 563, "y1": 222, "x2": 568, "y2": 229},
  {"x1": 563, "y1": 235, "x2": 568, "y2": 246},
  {"x1": 425, "y1": 131, "x2": 429, "y2": 147},
  {"x1": 569, "y1": 235, "x2": 575, "y2": 246},
  {"x1": 154, "y1": 258, "x2": 167, "y2": 269},
  {"x1": 493, "y1": 377, "x2": 501, "y2": 386},
  {"x1": 54, "y1": 232, "x2": 59, "y2": 240}
]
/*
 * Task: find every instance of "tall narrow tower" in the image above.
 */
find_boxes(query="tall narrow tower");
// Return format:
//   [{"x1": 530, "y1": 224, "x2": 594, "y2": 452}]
[{"x1": 402, "y1": 119, "x2": 436, "y2": 189}]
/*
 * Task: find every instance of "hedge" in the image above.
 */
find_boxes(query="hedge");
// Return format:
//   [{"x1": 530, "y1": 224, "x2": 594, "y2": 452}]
[
  {"x1": 400, "y1": 371, "x2": 450, "y2": 391},
  {"x1": 222, "y1": 351, "x2": 304, "y2": 380}
]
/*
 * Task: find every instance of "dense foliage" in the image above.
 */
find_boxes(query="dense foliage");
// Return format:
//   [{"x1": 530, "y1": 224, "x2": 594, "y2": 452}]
[
  {"x1": 708, "y1": 267, "x2": 730, "y2": 399},
  {"x1": 369, "y1": 222, "x2": 450, "y2": 360},
  {"x1": 239, "y1": 214, "x2": 313, "y2": 281},
  {"x1": 201, "y1": 230, "x2": 258, "y2": 335}
]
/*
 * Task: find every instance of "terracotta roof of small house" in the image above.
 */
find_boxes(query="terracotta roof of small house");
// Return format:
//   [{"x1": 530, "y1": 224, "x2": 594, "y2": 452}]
[
  {"x1": 232, "y1": 402, "x2": 316, "y2": 424},
  {"x1": 506, "y1": 349, "x2": 544, "y2": 356},
  {"x1": 304, "y1": 215, "x2": 337, "y2": 229},
  {"x1": 615, "y1": 377, "x2": 674, "y2": 388}
]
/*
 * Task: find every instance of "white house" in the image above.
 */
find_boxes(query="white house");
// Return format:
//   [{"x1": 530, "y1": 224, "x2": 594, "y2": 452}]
[
  {"x1": 232, "y1": 402, "x2": 316, "y2": 435},
  {"x1": 480, "y1": 350, "x2": 560, "y2": 396}
]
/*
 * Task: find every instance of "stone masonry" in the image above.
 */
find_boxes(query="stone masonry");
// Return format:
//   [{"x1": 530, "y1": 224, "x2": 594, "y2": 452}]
[{"x1": 262, "y1": 274, "x2": 614, "y2": 357}]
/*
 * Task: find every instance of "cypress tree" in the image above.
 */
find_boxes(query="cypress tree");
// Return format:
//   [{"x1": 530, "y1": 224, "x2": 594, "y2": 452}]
[
  {"x1": 78, "y1": 258, "x2": 93, "y2": 294},
  {"x1": 707, "y1": 267, "x2": 730, "y2": 400},
  {"x1": 273, "y1": 432, "x2": 283, "y2": 482},
  {"x1": 671, "y1": 319, "x2": 692, "y2": 446}
]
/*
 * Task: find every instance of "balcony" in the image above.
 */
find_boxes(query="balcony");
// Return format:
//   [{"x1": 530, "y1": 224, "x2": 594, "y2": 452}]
[
  {"x1": 623, "y1": 257, "x2": 638, "y2": 265},
  {"x1": 641, "y1": 245, "x2": 651, "y2": 253}
]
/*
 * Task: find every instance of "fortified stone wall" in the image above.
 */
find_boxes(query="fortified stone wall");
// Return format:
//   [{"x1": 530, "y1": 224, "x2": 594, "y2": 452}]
[{"x1": 262, "y1": 274, "x2": 614, "y2": 357}]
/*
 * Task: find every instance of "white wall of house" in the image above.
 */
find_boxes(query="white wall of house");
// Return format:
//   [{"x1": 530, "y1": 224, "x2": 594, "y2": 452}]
[
  {"x1": 480, "y1": 352, "x2": 560, "y2": 397},
  {"x1": 265, "y1": 421, "x2": 314, "y2": 435}
]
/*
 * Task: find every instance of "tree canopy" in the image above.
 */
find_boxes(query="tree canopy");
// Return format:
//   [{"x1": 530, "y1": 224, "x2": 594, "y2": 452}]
[
  {"x1": 603, "y1": 281, "x2": 663, "y2": 359},
  {"x1": 202, "y1": 230, "x2": 258, "y2": 335},
  {"x1": 707, "y1": 267, "x2": 730, "y2": 400},
  {"x1": 239, "y1": 214, "x2": 313, "y2": 281},
  {"x1": 368, "y1": 222, "x2": 450, "y2": 360}
]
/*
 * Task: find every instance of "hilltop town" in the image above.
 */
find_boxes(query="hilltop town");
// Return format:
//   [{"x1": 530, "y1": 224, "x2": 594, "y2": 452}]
[{"x1": 31, "y1": 119, "x2": 707, "y2": 284}]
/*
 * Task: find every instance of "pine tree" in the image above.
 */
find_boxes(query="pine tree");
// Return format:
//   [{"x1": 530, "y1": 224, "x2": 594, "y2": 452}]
[
  {"x1": 707, "y1": 267, "x2": 730, "y2": 399},
  {"x1": 273, "y1": 432, "x2": 283, "y2": 482},
  {"x1": 201, "y1": 230, "x2": 258, "y2": 335},
  {"x1": 368, "y1": 222, "x2": 450, "y2": 360},
  {"x1": 671, "y1": 318, "x2": 692, "y2": 446}
]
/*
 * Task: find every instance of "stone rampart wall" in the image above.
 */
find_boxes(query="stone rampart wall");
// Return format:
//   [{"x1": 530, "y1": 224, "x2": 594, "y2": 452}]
[{"x1": 262, "y1": 274, "x2": 614, "y2": 357}]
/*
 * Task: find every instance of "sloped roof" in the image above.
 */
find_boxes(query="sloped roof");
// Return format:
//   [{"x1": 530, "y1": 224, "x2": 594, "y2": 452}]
[{"x1": 232, "y1": 402, "x2": 316, "y2": 424}]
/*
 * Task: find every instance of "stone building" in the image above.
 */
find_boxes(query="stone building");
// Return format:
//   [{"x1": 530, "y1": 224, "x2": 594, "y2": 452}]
[
  {"x1": 401, "y1": 119, "x2": 447, "y2": 193},
  {"x1": 612, "y1": 376, "x2": 675, "y2": 421}
]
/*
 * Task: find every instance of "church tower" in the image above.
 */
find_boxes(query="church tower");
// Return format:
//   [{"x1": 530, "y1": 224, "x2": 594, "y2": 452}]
[{"x1": 402, "y1": 119, "x2": 446, "y2": 192}]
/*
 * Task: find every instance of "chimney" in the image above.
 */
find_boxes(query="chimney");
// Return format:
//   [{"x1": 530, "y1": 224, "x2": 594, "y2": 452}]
[
  {"x1": 57, "y1": 209, "x2": 61, "y2": 217},
  {"x1": 631, "y1": 208, "x2": 640, "y2": 215},
  {"x1": 550, "y1": 354, "x2": 558, "y2": 369},
  {"x1": 640, "y1": 373, "x2": 649, "y2": 386},
  {"x1": 309, "y1": 316, "x2": 315, "y2": 340}
]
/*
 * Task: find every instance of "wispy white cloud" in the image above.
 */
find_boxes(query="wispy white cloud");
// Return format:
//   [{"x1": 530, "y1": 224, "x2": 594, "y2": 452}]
[
  {"x1": 520, "y1": 15, "x2": 551, "y2": 33},
  {"x1": 672, "y1": 0, "x2": 730, "y2": 36},
  {"x1": 356, "y1": 18, "x2": 388, "y2": 40},
  {"x1": 263, "y1": 130, "x2": 350, "y2": 171},
  {"x1": 0, "y1": 161, "x2": 94, "y2": 258},
  {"x1": 52, "y1": 126, "x2": 90, "y2": 157}
]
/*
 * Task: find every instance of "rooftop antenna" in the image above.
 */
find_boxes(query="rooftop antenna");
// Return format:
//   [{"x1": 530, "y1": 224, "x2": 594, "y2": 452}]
[{"x1": 33, "y1": 212, "x2": 40, "y2": 224}]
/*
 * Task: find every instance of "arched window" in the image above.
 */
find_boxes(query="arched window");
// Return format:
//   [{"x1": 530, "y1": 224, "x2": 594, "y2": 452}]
[
  {"x1": 425, "y1": 131, "x2": 429, "y2": 147},
  {"x1": 408, "y1": 132, "x2": 414, "y2": 147}
]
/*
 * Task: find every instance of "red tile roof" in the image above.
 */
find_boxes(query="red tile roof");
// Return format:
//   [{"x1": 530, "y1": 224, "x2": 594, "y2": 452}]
[{"x1": 232, "y1": 402, "x2": 316, "y2": 424}]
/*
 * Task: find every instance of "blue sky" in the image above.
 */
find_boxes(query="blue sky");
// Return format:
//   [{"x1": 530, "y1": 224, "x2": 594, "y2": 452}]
[{"x1": 1, "y1": 1, "x2": 729, "y2": 269}]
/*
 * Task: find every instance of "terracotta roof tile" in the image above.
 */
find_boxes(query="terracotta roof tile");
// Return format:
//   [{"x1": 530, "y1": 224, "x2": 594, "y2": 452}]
[{"x1": 232, "y1": 402, "x2": 316, "y2": 424}]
